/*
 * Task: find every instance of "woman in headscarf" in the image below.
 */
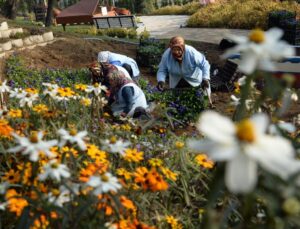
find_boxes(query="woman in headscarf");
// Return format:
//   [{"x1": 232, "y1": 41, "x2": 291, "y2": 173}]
[
  {"x1": 98, "y1": 51, "x2": 140, "y2": 79},
  {"x1": 156, "y1": 36, "x2": 211, "y2": 91},
  {"x1": 88, "y1": 62, "x2": 148, "y2": 117}
]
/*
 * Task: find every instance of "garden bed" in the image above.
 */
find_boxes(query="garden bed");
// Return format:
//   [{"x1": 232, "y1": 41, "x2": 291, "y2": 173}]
[{"x1": 1, "y1": 36, "x2": 299, "y2": 128}]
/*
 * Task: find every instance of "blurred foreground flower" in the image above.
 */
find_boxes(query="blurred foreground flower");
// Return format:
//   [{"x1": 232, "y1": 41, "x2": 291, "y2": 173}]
[
  {"x1": 8, "y1": 131, "x2": 58, "y2": 161},
  {"x1": 223, "y1": 28, "x2": 295, "y2": 74},
  {"x1": 188, "y1": 111, "x2": 300, "y2": 193}
]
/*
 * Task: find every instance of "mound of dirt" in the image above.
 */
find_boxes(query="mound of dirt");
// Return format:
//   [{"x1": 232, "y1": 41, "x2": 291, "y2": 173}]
[{"x1": 15, "y1": 37, "x2": 139, "y2": 70}]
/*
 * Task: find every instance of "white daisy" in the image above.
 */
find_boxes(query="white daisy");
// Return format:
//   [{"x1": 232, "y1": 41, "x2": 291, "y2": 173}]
[
  {"x1": 39, "y1": 159, "x2": 70, "y2": 182},
  {"x1": 101, "y1": 138, "x2": 131, "y2": 156},
  {"x1": 58, "y1": 128, "x2": 88, "y2": 151},
  {"x1": 223, "y1": 28, "x2": 295, "y2": 74},
  {"x1": 9, "y1": 88, "x2": 26, "y2": 99},
  {"x1": 0, "y1": 80, "x2": 10, "y2": 93},
  {"x1": 87, "y1": 172, "x2": 122, "y2": 195},
  {"x1": 85, "y1": 83, "x2": 107, "y2": 96},
  {"x1": 47, "y1": 186, "x2": 71, "y2": 207},
  {"x1": 188, "y1": 111, "x2": 300, "y2": 194},
  {"x1": 8, "y1": 131, "x2": 58, "y2": 162},
  {"x1": 19, "y1": 92, "x2": 39, "y2": 107}
]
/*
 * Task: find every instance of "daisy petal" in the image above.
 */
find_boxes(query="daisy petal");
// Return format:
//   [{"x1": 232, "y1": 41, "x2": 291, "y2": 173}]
[
  {"x1": 246, "y1": 136, "x2": 296, "y2": 179},
  {"x1": 251, "y1": 113, "x2": 269, "y2": 135},
  {"x1": 225, "y1": 153, "x2": 257, "y2": 194},
  {"x1": 197, "y1": 111, "x2": 236, "y2": 144}
]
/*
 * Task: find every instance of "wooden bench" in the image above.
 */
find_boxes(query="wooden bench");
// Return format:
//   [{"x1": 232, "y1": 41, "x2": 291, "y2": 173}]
[{"x1": 92, "y1": 15, "x2": 136, "y2": 29}]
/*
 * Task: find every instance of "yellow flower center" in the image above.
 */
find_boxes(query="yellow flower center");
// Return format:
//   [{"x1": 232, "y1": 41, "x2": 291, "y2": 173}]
[
  {"x1": 52, "y1": 189, "x2": 60, "y2": 196},
  {"x1": 101, "y1": 174, "x2": 109, "y2": 182},
  {"x1": 51, "y1": 163, "x2": 59, "y2": 169},
  {"x1": 30, "y1": 133, "x2": 39, "y2": 143},
  {"x1": 94, "y1": 83, "x2": 99, "y2": 87},
  {"x1": 110, "y1": 136, "x2": 117, "y2": 144},
  {"x1": 235, "y1": 119, "x2": 256, "y2": 143},
  {"x1": 249, "y1": 29, "x2": 265, "y2": 43},
  {"x1": 69, "y1": 129, "x2": 77, "y2": 136}
]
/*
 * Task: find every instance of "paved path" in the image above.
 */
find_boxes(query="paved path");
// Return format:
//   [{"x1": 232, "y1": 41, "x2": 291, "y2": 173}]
[{"x1": 138, "y1": 15, "x2": 250, "y2": 44}]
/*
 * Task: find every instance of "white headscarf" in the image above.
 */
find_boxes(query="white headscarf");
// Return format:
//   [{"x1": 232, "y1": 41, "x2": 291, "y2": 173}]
[{"x1": 98, "y1": 51, "x2": 110, "y2": 63}]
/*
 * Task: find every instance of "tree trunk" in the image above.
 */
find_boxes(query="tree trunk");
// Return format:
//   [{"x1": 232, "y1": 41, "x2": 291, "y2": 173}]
[
  {"x1": 4, "y1": 0, "x2": 19, "y2": 19},
  {"x1": 45, "y1": 0, "x2": 55, "y2": 27}
]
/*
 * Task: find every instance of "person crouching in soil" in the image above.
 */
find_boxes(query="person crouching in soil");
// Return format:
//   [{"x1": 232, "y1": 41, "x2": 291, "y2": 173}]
[
  {"x1": 156, "y1": 36, "x2": 211, "y2": 93},
  {"x1": 89, "y1": 62, "x2": 148, "y2": 118}
]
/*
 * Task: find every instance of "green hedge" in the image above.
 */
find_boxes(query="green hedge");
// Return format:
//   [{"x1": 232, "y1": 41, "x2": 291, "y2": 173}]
[{"x1": 187, "y1": 0, "x2": 300, "y2": 29}]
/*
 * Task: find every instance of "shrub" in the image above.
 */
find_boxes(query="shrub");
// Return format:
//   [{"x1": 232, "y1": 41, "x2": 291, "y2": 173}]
[
  {"x1": 97, "y1": 29, "x2": 106, "y2": 36},
  {"x1": 151, "y1": 2, "x2": 201, "y2": 15},
  {"x1": 105, "y1": 28, "x2": 128, "y2": 38},
  {"x1": 187, "y1": 0, "x2": 300, "y2": 29},
  {"x1": 139, "y1": 28, "x2": 150, "y2": 40},
  {"x1": 114, "y1": 28, "x2": 128, "y2": 38},
  {"x1": 128, "y1": 28, "x2": 138, "y2": 39},
  {"x1": 87, "y1": 26, "x2": 97, "y2": 35}
]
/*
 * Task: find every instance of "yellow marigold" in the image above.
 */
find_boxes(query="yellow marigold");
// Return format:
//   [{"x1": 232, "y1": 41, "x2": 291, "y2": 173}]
[
  {"x1": 32, "y1": 104, "x2": 48, "y2": 113},
  {"x1": 86, "y1": 144, "x2": 108, "y2": 164},
  {"x1": 148, "y1": 158, "x2": 163, "y2": 167},
  {"x1": 175, "y1": 141, "x2": 184, "y2": 149},
  {"x1": 30, "y1": 215, "x2": 49, "y2": 229},
  {"x1": 6, "y1": 189, "x2": 28, "y2": 216},
  {"x1": 121, "y1": 124, "x2": 131, "y2": 131},
  {"x1": 25, "y1": 88, "x2": 39, "y2": 94},
  {"x1": 165, "y1": 215, "x2": 182, "y2": 229},
  {"x1": 120, "y1": 195, "x2": 136, "y2": 212},
  {"x1": 195, "y1": 154, "x2": 214, "y2": 169},
  {"x1": 2, "y1": 169, "x2": 20, "y2": 183},
  {"x1": 103, "y1": 112, "x2": 110, "y2": 118},
  {"x1": 0, "y1": 119, "x2": 13, "y2": 138},
  {"x1": 8, "y1": 109, "x2": 22, "y2": 118},
  {"x1": 234, "y1": 82, "x2": 240, "y2": 94},
  {"x1": 160, "y1": 167, "x2": 178, "y2": 181},
  {"x1": 146, "y1": 168, "x2": 168, "y2": 192},
  {"x1": 75, "y1": 84, "x2": 88, "y2": 91},
  {"x1": 57, "y1": 87, "x2": 75, "y2": 97},
  {"x1": 123, "y1": 148, "x2": 144, "y2": 163},
  {"x1": 61, "y1": 146, "x2": 78, "y2": 158},
  {"x1": 116, "y1": 168, "x2": 132, "y2": 180},
  {"x1": 42, "y1": 110, "x2": 57, "y2": 119},
  {"x1": 134, "y1": 167, "x2": 149, "y2": 187},
  {"x1": 80, "y1": 98, "x2": 91, "y2": 106}
]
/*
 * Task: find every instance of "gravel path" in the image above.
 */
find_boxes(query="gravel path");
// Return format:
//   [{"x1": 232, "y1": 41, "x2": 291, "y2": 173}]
[{"x1": 138, "y1": 15, "x2": 250, "y2": 44}]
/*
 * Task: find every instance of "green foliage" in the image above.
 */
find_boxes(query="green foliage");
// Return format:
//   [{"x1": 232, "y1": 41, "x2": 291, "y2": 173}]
[
  {"x1": 151, "y1": 2, "x2": 201, "y2": 15},
  {"x1": 136, "y1": 38, "x2": 165, "y2": 74},
  {"x1": 139, "y1": 28, "x2": 150, "y2": 40},
  {"x1": 106, "y1": 28, "x2": 128, "y2": 38},
  {"x1": 9, "y1": 31, "x2": 30, "y2": 39},
  {"x1": 139, "y1": 78, "x2": 208, "y2": 123},
  {"x1": 187, "y1": 0, "x2": 300, "y2": 29},
  {"x1": 127, "y1": 28, "x2": 138, "y2": 39},
  {"x1": 5, "y1": 56, "x2": 90, "y2": 89}
]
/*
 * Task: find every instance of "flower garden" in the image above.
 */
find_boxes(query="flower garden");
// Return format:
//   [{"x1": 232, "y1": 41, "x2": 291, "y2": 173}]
[{"x1": 0, "y1": 17, "x2": 300, "y2": 229}]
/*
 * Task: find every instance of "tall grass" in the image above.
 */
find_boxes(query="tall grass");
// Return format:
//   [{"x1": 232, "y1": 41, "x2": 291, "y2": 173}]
[
  {"x1": 151, "y1": 2, "x2": 201, "y2": 15},
  {"x1": 187, "y1": 0, "x2": 300, "y2": 29}
]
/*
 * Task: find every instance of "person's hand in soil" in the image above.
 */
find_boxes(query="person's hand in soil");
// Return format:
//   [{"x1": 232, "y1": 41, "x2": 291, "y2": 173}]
[
  {"x1": 157, "y1": 81, "x2": 165, "y2": 91},
  {"x1": 201, "y1": 79, "x2": 210, "y2": 90}
]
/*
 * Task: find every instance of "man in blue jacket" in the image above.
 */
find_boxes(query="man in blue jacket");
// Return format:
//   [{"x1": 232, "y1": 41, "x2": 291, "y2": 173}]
[{"x1": 156, "y1": 36, "x2": 210, "y2": 91}]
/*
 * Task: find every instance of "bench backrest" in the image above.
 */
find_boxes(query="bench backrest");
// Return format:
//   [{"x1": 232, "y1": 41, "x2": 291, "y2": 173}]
[{"x1": 93, "y1": 15, "x2": 136, "y2": 29}]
